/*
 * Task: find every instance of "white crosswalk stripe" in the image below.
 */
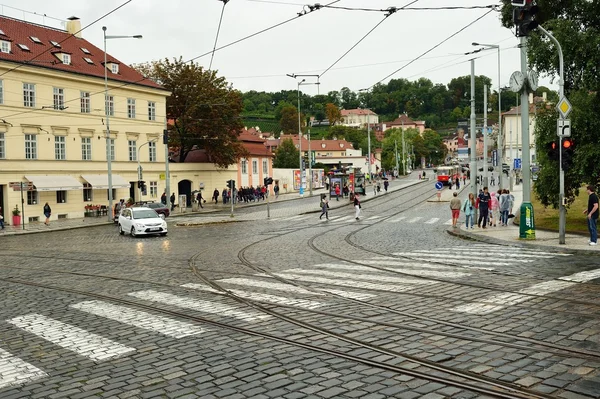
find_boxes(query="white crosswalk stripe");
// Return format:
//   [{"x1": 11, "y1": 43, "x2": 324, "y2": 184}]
[
  {"x1": 333, "y1": 216, "x2": 352, "y2": 222},
  {"x1": 407, "y1": 217, "x2": 423, "y2": 223},
  {"x1": 7, "y1": 314, "x2": 135, "y2": 361},
  {"x1": 285, "y1": 268, "x2": 433, "y2": 285},
  {"x1": 436, "y1": 247, "x2": 571, "y2": 257},
  {"x1": 443, "y1": 219, "x2": 453, "y2": 225},
  {"x1": 215, "y1": 278, "x2": 325, "y2": 296},
  {"x1": 0, "y1": 348, "x2": 47, "y2": 389},
  {"x1": 388, "y1": 216, "x2": 406, "y2": 223},
  {"x1": 392, "y1": 252, "x2": 535, "y2": 264},
  {"x1": 425, "y1": 218, "x2": 440, "y2": 224},
  {"x1": 182, "y1": 283, "x2": 324, "y2": 310},
  {"x1": 128, "y1": 290, "x2": 271, "y2": 321},
  {"x1": 71, "y1": 301, "x2": 206, "y2": 338},
  {"x1": 274, "y1": 273, "x2": 425, "y2": 293},
  {"x1": 391, "y1": 254, "x2": 514, "y2": 266},
  {"x1": 349, "y1": 260, "x2": 471, "y2": 278},
  {"x1": 366, "y1": 216, "x2": 380, "y2": 221}
]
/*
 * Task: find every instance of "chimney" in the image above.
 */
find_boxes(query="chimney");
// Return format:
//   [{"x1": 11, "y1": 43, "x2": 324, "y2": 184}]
[{"x1": 66, "y1": 16, "x2": 82, "y2": 38}]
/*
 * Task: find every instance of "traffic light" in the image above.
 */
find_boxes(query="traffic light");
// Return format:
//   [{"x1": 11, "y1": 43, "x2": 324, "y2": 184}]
[
  {"x1": 264, "y1": 177, "x2": 273, "y2": 186},
  {"x1": 513, "y1": 1, "x2": 539, "y2": 37},
  {"x1": 547, "y1": 141, "x2": 559, "y2": 161},
  {"x1": 561, "y1": 138, "x2": 574, "y2": 171},
  {"x1": 138, "y1": 180, "x2": 146, "y2": 191},
  {"x1": 226, "y1": 180, "x2": 236, "y2": 190},
  {"x1": 163, "y1": 129, "x2": 168, "y2": 145}
]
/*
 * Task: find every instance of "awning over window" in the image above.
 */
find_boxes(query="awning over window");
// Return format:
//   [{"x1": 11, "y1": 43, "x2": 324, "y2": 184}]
[
  {"x1": 81, "y1": 174, "x2": 130, "y2": 189},
  {"x1": 25, "y1": 175, "x2": 83, "y2": 191}
]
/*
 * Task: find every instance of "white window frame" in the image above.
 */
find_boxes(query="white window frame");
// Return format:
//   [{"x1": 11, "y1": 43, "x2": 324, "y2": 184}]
[
  {"x1": 105, "y1": 95, "x2": 114, "y2": 116},
  {"x1": 127, "y1": 98, "x2": 136, "y2": 119},
  {"x1": 241, "y1": 159, "x2": 247, "y2": 174},
  {"x1": 83, "y1": 183, "x2": 93, "y2": 202},
  {"x1": 54, "y1": 136, "x2": 66, "y2": 160},
  {"x1": 128, "y1": 140, "x2": 137, "y2": 161},
  {"x1": 262, "y1": 159, "x2": 268, "y2": 174},
  {"x1": 252, "y1": 160, "x2": 258, "y2": 174},
  {"x1": 80, "y1": 91, "x2": 90, "y2": 113},
  {"x1": 148, "y1": 101, "x2": 156, "y2": 121},
  {"x1": 148, "y1": 141, "x2": 157, "y2": 162},
  {"x1": 149, "y1": 181, "x2": 158, "y2": 198},
  {"x1": 23, "y1": 83, "x2": 35, "y2": 108},
  {"x1": 111, "y1": 64, "x2": 119, "y2": 74},
  {"x1": 62, "y1": 54, "x2": 71, "y2": 65},
  {"x1": 81, "y1": 137, "x2": 92, "y2": 160},
  {"x1": 53, "y1": 87, "x2": 64, "y2": 110},
  {"x1": 25, "y1": 134, "x2": 37, "y2": 159},
  {"x1": 27, "y1": 191, "x2": 38, "y2": 206},
  {"x1": 0, "y1": 41, "x2": 10, "y2": 53},
  {"x1": 109, "y1": 138, "x2": 115, "y2": 161},
  {"x1": 0, "y1": 132, "x2": 4, "y2": 159}
]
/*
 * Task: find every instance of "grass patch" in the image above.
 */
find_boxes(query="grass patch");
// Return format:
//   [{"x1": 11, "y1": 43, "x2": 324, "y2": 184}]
[{"x1": 529, "y1": 187, "x2": 589, "y2": 234}]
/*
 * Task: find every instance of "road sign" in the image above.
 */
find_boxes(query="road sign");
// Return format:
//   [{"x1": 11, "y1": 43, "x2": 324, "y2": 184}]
[
  {"x1": 492, "y1": 150, "x2": 498, "y2": 166},
  {"x1": 557, "y1": 119, "x2": 571, "y2": 137},
  {"x1": 556, "y1": 97, "x2": 572, "y2": 119},
  {"x1": 9, "y1": 182, "x2": 34, "y2": 191},
  {"x1": 514, "y1": 158, "x2": 522, "y2": 169},
  {"x1": 435, "y1": 181, "x2": 443, "y2": 190}
]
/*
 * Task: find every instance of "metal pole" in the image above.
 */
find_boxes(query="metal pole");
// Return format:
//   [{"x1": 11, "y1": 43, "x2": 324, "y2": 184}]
[
  {"x1": 230, "y1": 180, "x2": 234, "y2": 217},
  {"x1": 20, "y1": 182, "x2": 24, "y2": 230},
  {"x1": 164, "y1": 120, "x2": 170, "y2": 214},
  {"x1": 103, "y1": 26, "x2": 113, "y2": 222},
  {"x1": 394, "y1": 140, "x2": 399, "y2": 175},
  {"x1": 521, "y1": 37, "x2": 531, "y2": 200},
  {"x1": 297, "y1": 80, "x2": 304, "y2": 196},
  {"x1": 401, "y1": 120, "x2": 405, "y2": 175},
  {"x1": 308, "y1": 129, "x2": 312, "y2": 196},
  {"x1": 483, "y1": 84, "x2": 488, "y2": 187},
  {"x1": 367, "y1": 112, "x2": 371, "y2": 182},
  {"x1": 497, "y1": 46, "x2": 503, "y2": 189},
  {"x1": 516, "y1": 93, "x2": 520, "y2": 185},
  {"x1": 538, "y1": 26, "x2": 565, "y2": 244},
  {"x1": 509, "y1": 119, "x2": 513, "y2": 191},
  {"x1": 469, "y1": 59, "x2": 477, "y2": 201}
]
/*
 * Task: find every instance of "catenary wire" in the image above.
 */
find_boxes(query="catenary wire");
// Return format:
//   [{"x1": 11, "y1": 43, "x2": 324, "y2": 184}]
[
  {"x1": 209, "y1": 0, "x2": 231, "y2": 70},
  {"x1": 321, "y1": 4, "x2": 500, "y2": 12},
  {"x1": 0, "y1": 0, "x2": 134, "y2": 80},
  {"x1": 370, "y1": 8, "x2": 495, "y2": 89}
]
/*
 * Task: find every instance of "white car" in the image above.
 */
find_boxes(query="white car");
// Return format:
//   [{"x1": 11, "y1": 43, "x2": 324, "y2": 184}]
[{"x1": 118, "y1": 207, "x2": 167, "y2": 237}]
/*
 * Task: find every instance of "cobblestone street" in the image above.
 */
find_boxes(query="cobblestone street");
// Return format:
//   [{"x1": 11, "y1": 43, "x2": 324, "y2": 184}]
[{"x1": 0, "y1": 176, "x2": 599, "y2": 398}]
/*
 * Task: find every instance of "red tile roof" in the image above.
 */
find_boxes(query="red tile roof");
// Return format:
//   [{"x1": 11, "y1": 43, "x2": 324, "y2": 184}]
[
  {"x1": 0, "y1": 16, "x2": 164, "y2": 90},
  {"x1": 341, "y1": 109, "x2": 377, "y2": 116},
  {"x1": 273, "y1": 134, "x2": 355, "y2": 152}
]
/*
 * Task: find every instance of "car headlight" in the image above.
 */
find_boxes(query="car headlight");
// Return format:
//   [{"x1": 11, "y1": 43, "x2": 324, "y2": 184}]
[
  {"x1": 135, "y1": 223, "x2": 144, "y2": 229},
  {"x1": 162, "y1": 222, "x2": 167, "y2": 228}
]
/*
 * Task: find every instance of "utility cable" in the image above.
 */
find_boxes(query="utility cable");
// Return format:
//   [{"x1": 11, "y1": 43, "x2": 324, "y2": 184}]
[
  {"x1": 321, "y1": 4, "x2": 499, "y2": 12},
  {"x1": 0, "y1": 0, "x2": 133, "y2": 79},
  {"x1": 370, "y1": 8, "x2": 495, "y2": 89},
  {"x1": 319, "y1": 0, "x2": 419, "y2": 78},
  {"x1": 209, "y1": 0, "x2": 230, "y2": 70}
]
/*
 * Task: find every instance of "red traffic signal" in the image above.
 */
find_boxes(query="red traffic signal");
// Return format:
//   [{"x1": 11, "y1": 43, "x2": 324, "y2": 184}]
[{"x1": 562, "y1": 138, "x2": 573, "y2": 149}]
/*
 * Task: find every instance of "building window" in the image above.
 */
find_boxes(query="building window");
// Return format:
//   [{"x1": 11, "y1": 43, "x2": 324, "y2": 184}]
[
  {"x1": 252, "y1": 160, "x2": 258, "y2": 173},
  {"x1": 54, "y1": 136, "x2": 66, "y2": 160},
  {"x1": 83, "y1": 183, "x2": 93, "y2": 201},
  {"x1": 62, "y1": 54, "x2": 71, "y2": 65},
  {"x1": 149, "y1": 182, "x2": 158, "y2": 198},
  {"x1": 56, "y1": 191, "x2": 67, "y2": 203},
  {"x1": 128, "y1": 140, "x2": 137, "y2": 161},
  {"x1": 241, "y1": 159, "x2": 247, "y2": 174},
  {"x1": 127, "y1": 98, "x2": 136, "y2": 119},
  {"x1": 148, "y1": 101, "x2": 156, "y2": 121},
  {"x1": 148, "y1": 141, "x2": 157, "y2": 162},
  {"x1": 50, "y1": 40, "x2": 61, "y2": 48},
  {"x1": 105, "y1": 95, "x2": 114, "y2": 116},
  {"x1": 0, "y1": 132, "x2": 4, "y2": 159},
  {"x1": 107, "y1": 189, "x2": 116, "y2": 201},
  {"x1": 1, "y1": 41, "x2": 10, "y2": 53},
  {"x1": 111, "y1": 64, "x2": 119, "y2": 74},
  {"x1": 262, "y1": 159, "x2": 268, "y2": 174},
  {"x1": 109, "y1": 138, "x2": 115, "y2": 161},
  {"x1": 0, "y1": 79, "x2": 3, "y2": 104},
  {"x1": 81, "y1": 137, "x2": 91, "y2": 160},
  {"x1": 53, "y1": 87, "x2": 64, "y2": 110},
  {"x1": 80, "y1": 91, "x2": 90, "y2": 113},
  {"x1": 27, "y1": 191, "x2": 38, "y2": 205},
  {"x1": 25, "y1": 134, "x2": 37, "y2": 159},
  {"x1": 23, "y1": 83, "x2": 35, "y2": 107}
]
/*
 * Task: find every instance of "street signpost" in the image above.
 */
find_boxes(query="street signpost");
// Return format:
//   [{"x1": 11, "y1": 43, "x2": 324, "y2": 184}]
[
  {"x1": 556, "y1": 97, "x2": 572, "y2": 119},
  {"x1": 492, "y1": 150, "x2": 498, "y2": 167},
  {"x1": 513, "y1": 158, "x2": 522, "y2": 170},
  {"x1": 8, "y1": 182, "x2": 30, "y2": 230},
  {"x1": 557, "y1": 119, "x2": 571, "y2": 137},
  {"x1": 435, "y1": 181, "x2": 443, "y2": 201}
]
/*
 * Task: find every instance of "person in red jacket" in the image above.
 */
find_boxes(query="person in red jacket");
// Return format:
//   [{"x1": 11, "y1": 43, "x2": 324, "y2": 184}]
[{"x1": 334, "y1": 184, "x2": 341, "y2": 201}]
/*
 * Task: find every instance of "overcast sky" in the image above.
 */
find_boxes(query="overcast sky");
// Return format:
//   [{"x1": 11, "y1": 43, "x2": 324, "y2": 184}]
[{"x1": 3, "y1": 0, "x2": 558, "y2": 97}]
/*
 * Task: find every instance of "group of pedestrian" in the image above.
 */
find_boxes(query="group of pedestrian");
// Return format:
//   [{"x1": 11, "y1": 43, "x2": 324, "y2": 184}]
[
  {"x1": 451, "y1": 187, "x2": 515, "y2": 229},
  {"x1": 318, "y1": 192, "x2": 362, "y2": 221}
]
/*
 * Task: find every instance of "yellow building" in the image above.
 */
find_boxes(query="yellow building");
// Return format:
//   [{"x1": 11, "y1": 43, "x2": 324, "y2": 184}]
[{"x1": 0, "y1": 16, "x2": 169, "y2": 224}]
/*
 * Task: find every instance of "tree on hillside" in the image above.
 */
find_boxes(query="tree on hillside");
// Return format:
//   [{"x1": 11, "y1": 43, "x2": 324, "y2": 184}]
[
  {"x1": 279, "y1": 105, "x2": 301, "y2": 134},
  {"x1": 325, "y1": 103, "x2": 342, "y2": 126},
  {"x1": 273, "y1": 138, "x2": 300, "y2": 168},
  {"x1": 447, "y1": 75, "x2": 493, "y2": 113},
  {"x1": 133, "y1": 58, "x2": 246, "y2": 166},
  {"x1": 340, "y1": 87, "x2": 360, "y2": 109}
]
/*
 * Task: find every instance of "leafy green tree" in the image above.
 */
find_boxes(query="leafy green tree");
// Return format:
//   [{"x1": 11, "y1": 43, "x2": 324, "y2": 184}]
[
  {"x1": 133, "y1": 58, "x2": 245, "y2": 166},
  {"x1": 325, "y1": 103, "x2": 342, "y2": 126},
  {"x1": 273, "y1": 138, "x2": 300, "y2": 168},
  {"x1": 340, "y1": 87, "x2": 360, "y2": 109},
  {"x1": 279, "y1": 106, "x2": 300, "y2": 134}
]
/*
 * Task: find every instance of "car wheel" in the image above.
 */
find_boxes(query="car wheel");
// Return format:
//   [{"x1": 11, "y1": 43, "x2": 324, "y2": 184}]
[
  {"x1": 119, "y1": 224, "x2": 124, "y2": 235},
  {"x1": 160, "y1": 232, "x2": 167, "y2": 236},
  {"x1": 131, "y1": 227, "x2": 136, "y2": 237}
]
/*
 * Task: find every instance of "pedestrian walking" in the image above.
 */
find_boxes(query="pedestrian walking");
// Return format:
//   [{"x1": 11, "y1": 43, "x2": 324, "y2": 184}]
[
  {"x1": 335, "y1": 184, "x2": 341, "y2": 201},
  {"x1": 0, "y1": 206, "x2": 4, "y2": 230},
  {"x1": 489, "y1": 191, "x2": 499, "y2": 227},
  {"x1": 212, "y1": 188, "x2": 219, "y2": 205},
  {"x1": 384, "y1": 180, "x2": 389, "y2": 192},
  {"x1": 499, "y1": 189, "x2": 510, "y2": 226},
  {"x1": 583, "y1": 185, "x2": 599, "y2": 246},
  {"x1": 507, "y1": 189, "x2": 515, "y2": 216},
  {"x1": 274, "y1": 183, "x2": 280, "y2": 199},
  {"x1": 490, "y1": 173, "x2": 496, "y2": 186},
  {"x1": 462, "y1": 192, "x2": 476, "y2": 229},
  {"x1": 43, "y1": 202, "x2": 52, "y2": 225},
  {"x1": 196, "y1": 191, "x2": 204, "y2": 209},
  {"x1": 160, "y1": 192, "x2": 167, "y2": 205},
  {"x1": 170, "y1": 193, "x2": 176, "y2": 211},
  {"x1": 319, "y1": 197, "x2": 329, "y2": 220},
  {"x1": 354, "y1": 194, "x2": 361, "y2": 220},
  {"x1": 477, "y1": 187, "x2": 491, "y2": 228},
  {"x1": 463, "y1": 175, "x2": 467, "y2": 185},
  {"x1": 450, "y1": 192, "x2": 461, "y2": 228},
  {"x1": 455, "y1": 176, "x2": 460, "y2": 190}
]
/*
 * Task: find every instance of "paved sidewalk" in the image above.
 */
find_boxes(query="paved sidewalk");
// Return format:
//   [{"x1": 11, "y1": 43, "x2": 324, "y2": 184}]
[{"x1": 447, "y1": 182, "x2": 599, "y2": 253}]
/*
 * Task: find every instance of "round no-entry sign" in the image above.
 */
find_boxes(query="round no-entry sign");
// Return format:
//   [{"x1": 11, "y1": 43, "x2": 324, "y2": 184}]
[{"x1": 435, "y1": 182, "x2": 443, "y2": 190}]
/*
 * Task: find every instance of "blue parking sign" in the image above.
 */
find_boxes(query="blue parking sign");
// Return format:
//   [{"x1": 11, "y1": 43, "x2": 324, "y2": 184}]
[
  {"x1": 514, "y1": 158, "x2": 522, "y2": 169},
  {"x1": 435, "y1": 182, "x2": 443, "y2": 190}
]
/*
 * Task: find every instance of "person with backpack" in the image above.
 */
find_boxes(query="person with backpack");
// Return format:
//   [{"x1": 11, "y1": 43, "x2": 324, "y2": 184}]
[
  {"x1": 319, "y1": 197, "x2": 329, "y2": 220},
  {"x1": 499, "y1": 189, "x2": 510, "y2": 226},
  {"x1": 462, "y1": 192, "x2": 476, "y2": 229}
]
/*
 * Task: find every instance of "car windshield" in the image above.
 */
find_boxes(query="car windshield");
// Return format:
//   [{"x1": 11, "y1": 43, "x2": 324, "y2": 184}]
[
  {"x1": 146, "y1": 203, "x2": 160, "y2": 209},
  {"x1": 132, "y1": 209, "x2": 160, "y2": 219}
]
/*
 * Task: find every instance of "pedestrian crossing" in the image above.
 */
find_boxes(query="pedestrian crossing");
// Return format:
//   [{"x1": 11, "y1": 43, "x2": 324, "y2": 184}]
[
  {"x1": 278, "y1": 213, "x2": 455, "y2": 226},
  {"x1": 0, "y1": 247, "x2": 578, "y2": 390}
]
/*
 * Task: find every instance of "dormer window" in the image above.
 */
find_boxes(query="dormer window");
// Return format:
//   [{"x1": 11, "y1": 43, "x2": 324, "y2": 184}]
[
  {"x1": 17, "y1": 43, "x2": 30, "y2": 51},
  {"x1": 0, "y1": 29, "x2": 5, "y2": 35},
  {"x1": 83, "y1": 57, "x2": 93, "y2": 64},
  {"x1": 30, "y1": 36, "x2": 42, "y2": 44},
  {"x1": 339, "y1": 143, "x2": 344, "y2": 148},
  {"x1": 0, "y1": 40, "x2": 10, "y2": 53},
  {"x1": 62, "y1": 54, "x2": 71, "y2": 65},
  {"x1": 81, "y1": 47, "x2": 91, "y2": 54},
  {"x1": 321, "y1": 143, "x2": 326, "y2": 148},
  {"x1": 111, "y1": 63, "x2": 119, "y2": 74},
  {"x1": 50, "y1": 40, "x2": 61, "y2": 48}
]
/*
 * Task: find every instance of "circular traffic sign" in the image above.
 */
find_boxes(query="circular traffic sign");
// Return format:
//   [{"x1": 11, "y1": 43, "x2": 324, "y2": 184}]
[{"x1": 435, "y1": 182, "x2": 443, "y2": 190}]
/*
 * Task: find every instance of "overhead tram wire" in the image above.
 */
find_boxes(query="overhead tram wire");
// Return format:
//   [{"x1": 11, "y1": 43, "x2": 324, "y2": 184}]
[
  {"x1": 209, "y1": 0, "x2": 231, "y2": 70},
  {"x1": 369, "y1": 8, "x2": 496, "y2": 89},
  {"x1": 319, "y1": 0, "x2": 420, "y2": 78},
  {"x1": 0, "y1": 0, "x2": 134, "y2": 79},
  {"x1": 0, "y1": 1, "x2": 336, "y2": 121},
  {"x1": 320, "y1": 4, "x2": 499, "y2": 12}
]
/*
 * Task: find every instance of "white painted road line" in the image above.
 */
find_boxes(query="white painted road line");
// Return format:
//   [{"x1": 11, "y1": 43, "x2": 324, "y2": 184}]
[
  {"x1": 71, "y1": 300, "x2": 206, "y2": 339},
  {"x1": 7, "y1": 314, "x2": 135, "y2": 361},
  {"x1": 315, "y1": 288, "x2": 376, "y2": 300},
  {"x1": 216, "y1": 278, "x2": 325, "y2": 296},
  {"x1": 285, "y1": 268, "x2": 433, "y2": 285},
  {"x1": 407, "y1": 217, "x2": 423, "y2": 223},
  {"x1": 366, "y1": 216, "x2": 380, "y2": 221},
  {"x1": 182, "y1": 283, "x2": 324, "y2": 310},
  {"x1": 425, "y1": 218, "x2": 440, "y2": 224},
  {"x1": 434, "y1": 247, "x2": 569, "y2": 258},
  {"x1": 128, "y1": 290, "x2": 270, "y2": 321},
  {"x1": 392, "y1": 252, "x2": 535, "y2": 263},
  {"x1": 443, "y1": 219, "x2": 453, "y2": 225},
  {"x1": 558, "y1": 268, "x2": 600, "y2": 282},
  {"x1": 348, "y1": 261, "x2": 471, "y2": 278},
  {"x1": 334, "y1": 216, "x2": 352, "y2": 222},
  {"x1": 388, "y1": 216, "x2": 406, "y2": 223},
  {"x1": 392, "y1": 254, "x2": 516, "y2": 267},
  {"x1": 362, "y1": 258, "x2": 495, "y2": 271},
  {"x1": 275, "y1": 273, "x2": 426, "y2": 293},
  {"x1": 0, "y1": 348, "x2": 47, "y2": 389}
]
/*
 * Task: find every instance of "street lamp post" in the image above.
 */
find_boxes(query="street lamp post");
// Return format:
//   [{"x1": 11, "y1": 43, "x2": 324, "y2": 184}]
[
  {"x1": 137, "y1": 139, "x2": 157, "y2": 201},
  {"x1": 473, "y1": 42, "x2": 502, "y2": 188},
  {"x1": 103, "y1": 26, "x2": 142, "y2": 222},
  {"x1": 296, "y1": 79, "x2": 305, "y2": 196}
]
